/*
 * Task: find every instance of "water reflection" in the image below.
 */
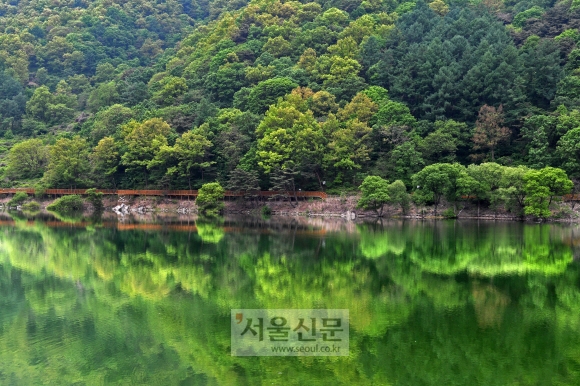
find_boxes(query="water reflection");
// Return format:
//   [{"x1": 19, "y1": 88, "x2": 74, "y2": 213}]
[{"x1": 0, "y1": 218, "x2": 579, "y2": 385}]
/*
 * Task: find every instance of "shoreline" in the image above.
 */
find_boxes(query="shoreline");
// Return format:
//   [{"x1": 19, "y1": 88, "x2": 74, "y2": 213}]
[{"x1": 2, "y1": 194, "x2": 580, "y2": 223}]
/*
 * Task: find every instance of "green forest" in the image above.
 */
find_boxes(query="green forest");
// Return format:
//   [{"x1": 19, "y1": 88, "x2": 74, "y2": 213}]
[{"x1": 2, "y1": 0, "x2": 580, "y2": 200}]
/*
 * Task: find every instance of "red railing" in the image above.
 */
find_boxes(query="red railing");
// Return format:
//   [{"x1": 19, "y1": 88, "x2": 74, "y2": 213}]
[
  {"x1": 6, "y1": 189, "x2": 580, "y2": 201},
  {"x1": 0, "y1": 188, "x2": 328, "y2": 199},
  {"x1": 563, "y1": 194, "x2": 580, "y2": 201}
]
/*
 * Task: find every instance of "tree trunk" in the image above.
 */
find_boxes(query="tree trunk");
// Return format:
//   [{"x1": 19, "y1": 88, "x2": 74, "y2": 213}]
[
  {"x1": 290, "y1": 178, "x2": 298, "y2": 207},
  {"x1": 315, "y1": 170, "x2": 323, "y2": 191}
]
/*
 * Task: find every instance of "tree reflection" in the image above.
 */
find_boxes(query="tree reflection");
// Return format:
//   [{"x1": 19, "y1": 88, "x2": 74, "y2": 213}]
[{"x1": 0, "y1": 220, "x2": 578, "y2": 384}]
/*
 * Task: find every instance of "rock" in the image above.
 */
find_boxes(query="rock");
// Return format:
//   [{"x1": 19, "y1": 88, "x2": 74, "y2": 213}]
[{"x1": 113, "y1": 203, "x2": 129, "y2": 215}]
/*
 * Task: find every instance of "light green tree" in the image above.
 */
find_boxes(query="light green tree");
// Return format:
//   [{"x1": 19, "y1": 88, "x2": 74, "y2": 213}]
[
  {"x1": 25, "y1": 86, "x2": 52, "y2": 122},
  {"x1": 534, "y1": 166, "x2": 573, "y2": 204},
  {"x1": 523, "y1": 171, "x2": 551, "y2": 219},
  {"x1": 325, "y1": 117, "x2": 372, "y2": 174},
  {"x1": 90, "y1": 137, "x2": 119, "y2": 188},
  {"x1": 44, "y1": 136, "x2": 90, "y2": 188},
  {"x1": 336, "y1": 92, "x2": 378, "y2": 123},
  {"x1": 152, "y1": 76, "x2": 188, "y2": 106},
  {"x1": 460, "y1": 163, "x2": 506, "y2": 215},
  {"x1": 157, "y1": 131, "x2": 213, "y2": 189},
  {"x1": 497, "y1": 165, "x2": 530, "y2": 214},
  {"x1": 196, "y1": 182, "x2": 225, "y2": 216},
  {"x1": 256, "y1": 101, "x2": 325, "y2": 181},
  {"x1": 387, "y1": 179, "x2": 411, "y2": 214},
  {"x1": 357, "y1": 175, "x2": 390, "y2": 216},
  {"x1": 6, "y1": 138, "x2": 48, "y2": 179},
  {"x1": 120, "y1": 118, "x2": 171, "y2": 187},
  {"x1": 523, "y1": 167, "x2": 573, "y2": 219},
  {"x1": 89, "y1": 104, "x2": 134, "y2": 142},
  {"x1": 87, "y1": 82, "x2": 119, "y2": 112},
  {"x1": 412, "y1": 163, "x2": 465, "y2": 214}
]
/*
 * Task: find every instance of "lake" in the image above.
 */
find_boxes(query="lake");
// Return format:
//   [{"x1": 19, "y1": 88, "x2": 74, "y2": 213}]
[{"x1": 0, "y1": 215, "x2": 579, "y2": 385}]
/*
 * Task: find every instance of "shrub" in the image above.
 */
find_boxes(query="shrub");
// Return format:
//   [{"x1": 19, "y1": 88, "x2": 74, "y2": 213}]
[
  {"x1": 85, "y1": 188, "x2": 104, "y2": 211},
  {"x1": 442, "y1": 208, "x2": 457, "y2": 219},
  {"x1": 47, "y1": 195, "x2": 84, "y2": 212},
  {"x1": 552, "y1": 204, "x2": 575, "y2": 219},
  {"x1": 196, "y1": 182, "x2": 225, "y2": 216},
  {"x1": 261, "y1": 205, "x2": 272, "y2": 218},
  {"x1": 22, "y1": 201, "x2": 40, "y2": 211},
  {"x1": 8, "y1": 192, "x2": 28, "y2": 207},
  {"x1": 34, "y1": 184, "x2": 47, "y2": 199}
]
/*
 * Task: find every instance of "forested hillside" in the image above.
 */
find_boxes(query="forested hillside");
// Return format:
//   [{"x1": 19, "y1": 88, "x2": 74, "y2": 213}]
[{"x1": 2, "y1": 0, "x2": 580, "y2": 196}]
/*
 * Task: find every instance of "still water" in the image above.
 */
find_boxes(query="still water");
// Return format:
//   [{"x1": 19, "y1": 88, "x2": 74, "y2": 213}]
[{"x1": 0, "y1": 216, "x2": 579, "y2": 385}]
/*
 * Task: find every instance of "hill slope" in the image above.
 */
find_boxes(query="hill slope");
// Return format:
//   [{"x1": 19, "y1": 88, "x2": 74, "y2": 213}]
[{"x1": 1, "y1": 0, "x2": 580, "y2": 193}]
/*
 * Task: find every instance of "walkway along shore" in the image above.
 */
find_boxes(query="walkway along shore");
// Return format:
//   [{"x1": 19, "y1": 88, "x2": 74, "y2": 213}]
[
  {"x1": 3, "y1": 189, "x2": 580, "y2": 222},
  {"x1": 0, "y1": 188, "x2": 327, "y2": 200}
]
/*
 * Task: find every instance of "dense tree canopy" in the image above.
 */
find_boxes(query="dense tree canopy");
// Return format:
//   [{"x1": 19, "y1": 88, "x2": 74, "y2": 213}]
[{"x1": 0, "y1": 0, "x2": 579, "y2": 199}]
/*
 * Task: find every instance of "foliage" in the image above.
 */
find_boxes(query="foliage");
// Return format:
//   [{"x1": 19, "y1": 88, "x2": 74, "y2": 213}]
[
  {"x1": 523, "y1": 173, "x2": 551, "y2": 218},
  {"x1": 357, "y1": 175, "x2": 390, "y2": 216},
  {"x1": 227, "y1": 168, "x2": 260, "y2": 199},
  {"x1": 196, "y1": 182, "x2": 225, "y2": 216},
  {"x1": 513, "y1": 6, "x2": 544, "y2": 29},
  {"x1": 387, "y1": 179, "x2": 411, "y2": 214},
  {"x1": 247, "y1": 78, "x2": 298, "y2": 114},
  {"x1": 34, "y1": 184, "x2": 47, "y2": 199},
  {"x1": 523, "y1": 167, "x2": 573, "y2": 219},
  {"x1": 0, "y1": 0, "x2": 578, "y2": 199},
  {"x1": 412, "y1": 163, "x2": 465, "y2": 213},
  {"x1": 442, "y1": 208, "x2": 457, "y2": 219},
  {"x1": 46, "y1": 195, "x2": 84, "y2": 212},
  {"x1": 497, "y1": 165, "x2": 530, "y2": 215},
  {"x1": 85, "y1": 188, "x2": 104, "y2": 212},
  {"x1": 120, "y1": 118, "x2": 171, "y2": 187},
  {"x1": 8, "y1": 192, "x2": 28, "y2": 207},
  {"x1": 6, "y1": 138, "x2": 48, "y2": 179},
  {"x1": 261, "y1": 205, "x2": 272, "y2": 218},
  {"x1": 43, "y1": 136, "x2": 90, "y2": 188},
  {"x1": 472, "y1": 105, "x2": 511, "y2": 161},
  {"x1": 90, "y1": 137, "x2": 119, "y2": 188},
  {"x1": 21, "y1": 201, "x2": 40, "y2": 211}
]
